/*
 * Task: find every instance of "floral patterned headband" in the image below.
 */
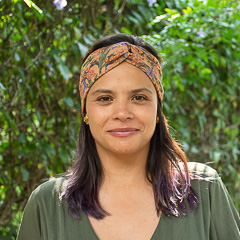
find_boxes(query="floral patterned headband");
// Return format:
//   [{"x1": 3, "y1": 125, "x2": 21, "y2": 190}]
[{"x1": 79, "y1": 41, "x2": 163, "y2": 113}]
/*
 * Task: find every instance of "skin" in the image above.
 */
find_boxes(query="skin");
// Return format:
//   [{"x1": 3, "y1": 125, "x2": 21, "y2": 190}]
[{"x1": 85, "y1": 62, "x2": 160, "y2": 240}]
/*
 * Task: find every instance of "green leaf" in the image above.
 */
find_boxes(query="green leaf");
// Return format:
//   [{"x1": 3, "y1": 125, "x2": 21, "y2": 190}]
[
  {"x1": 63, "y1": 97, "x2": 74, "y2": 108},
  {"x1": 23, "y1": 0, "x2": 43, "y2": 20},
  {"x1": 75, "y1": 41, "x2": 89, "y2": 56},
  {"x1": 0, "y1": 142, "x2": 9, "y2": 152},
  {"x1": 21, "y1": 166, "x2": 30, "y2": 181},
  {"x1": 64, "y1": 18, "x2": 73, "y2": 24},
  {"x1": 74, "y1": 27, "x2": 81, "y2": 40},
  {"x1": 151, "y1": 14, "x2": 167, "y2": 24},
  {"x1": 18, "y1": 133, "x2": 27, "y2": 143},
  {"x1": 191, "y1": 146, "x2": 199, "y2": 153},
  {"x1": 0, "y1": 82, "x2": 6, "y2": 90},
  {"x1": 1, "y1": 109, "x2": 12, "y2": 124},
  {"x1": 58, "y1": 64, "x2": 72, "y2": 80},
  {"x1": 42, "y1": 144, "x2": 56, "y2": 156},
  {"x1": 35, "y1": 110, "x2": 41, "y2": 120},
  {"x1": 59, "y1": 148, "x2": 69, "y2": 163},
  {"x1": 165, "y1": 8, "x2": 178, "y2": 15},
  {"x1": 14, "y1": 52, "x2": 21, "y2": 62},
  {"x1": 32, "y1": 6, "x2": 43, "y2": 20},
  {"x1": 210, "y1": 151, "x2": 222, "y2": 164},
  {"x1": 183, "y1": 6, "x2": 192, "y2": 15},
  {"x1": 17, "y1": 67, "x2": 26, "y2": 80},
  {"x1": 121, "y1": 27, "x2": 132, "y2": 34}
]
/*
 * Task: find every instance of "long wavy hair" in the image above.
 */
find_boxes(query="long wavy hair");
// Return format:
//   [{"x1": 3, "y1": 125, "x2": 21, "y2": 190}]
[{"x1": 61, "y1": 34, "x2": 200, "y2": 219}]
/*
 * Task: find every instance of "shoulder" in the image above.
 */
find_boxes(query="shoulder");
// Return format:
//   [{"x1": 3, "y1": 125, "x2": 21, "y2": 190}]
[
  {"x1": 30, "y1": 177, "x2": 67, "y2": 202},
  {"x1": 187, "y1": 161, "x2": 219, "y2": 179},
  {"x1": 186, "y1": 162, "x2": 225, "y2": 199}
]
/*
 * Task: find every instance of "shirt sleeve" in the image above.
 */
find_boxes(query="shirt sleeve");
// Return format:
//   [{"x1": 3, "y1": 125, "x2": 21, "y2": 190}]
[
  {"x1": 209, "y1": 176, "x2": 240, "y2": 239},
  {"x1": 16, "y1": 191, "x2": 41, "y2": 240}
]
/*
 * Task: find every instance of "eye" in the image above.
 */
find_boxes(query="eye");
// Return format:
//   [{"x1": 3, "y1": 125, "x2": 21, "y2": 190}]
[
  {"x1": 132, "y1": 95, "x2": 148, "y2": 101},
  {"x1": 96, "y1": 96, "x2": 113, "y2": 102}
]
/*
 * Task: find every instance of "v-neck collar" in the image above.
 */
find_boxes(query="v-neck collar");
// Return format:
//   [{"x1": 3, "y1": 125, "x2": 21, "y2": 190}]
[{"x1": 82, "y1": 212, "x2": 164, "y2": 240}]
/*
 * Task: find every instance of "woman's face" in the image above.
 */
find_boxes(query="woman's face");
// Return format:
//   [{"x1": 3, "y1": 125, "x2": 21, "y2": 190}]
[{"x1": 85, "y1": 62, "x2": 158, "y2": 158}]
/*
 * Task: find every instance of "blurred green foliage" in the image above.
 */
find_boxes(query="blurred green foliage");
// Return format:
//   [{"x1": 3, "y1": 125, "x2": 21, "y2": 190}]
[{"x1": 0, "y1": 0, "x2": 239, "y2": 238}]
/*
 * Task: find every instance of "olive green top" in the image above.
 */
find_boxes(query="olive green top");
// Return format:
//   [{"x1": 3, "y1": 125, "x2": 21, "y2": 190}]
[{"x1": 17, "y1": 162, "x2": 240, "y2": 240}]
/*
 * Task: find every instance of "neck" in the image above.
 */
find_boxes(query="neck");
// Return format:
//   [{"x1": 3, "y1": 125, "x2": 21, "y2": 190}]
[{"x1": 96, "y1": 148, "x2": 149, "y2": 188}]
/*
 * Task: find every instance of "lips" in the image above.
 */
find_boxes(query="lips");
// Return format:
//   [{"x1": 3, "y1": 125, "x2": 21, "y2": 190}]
[{"x1": 107, "y1": 128, "x2": 140, "y2": 137}]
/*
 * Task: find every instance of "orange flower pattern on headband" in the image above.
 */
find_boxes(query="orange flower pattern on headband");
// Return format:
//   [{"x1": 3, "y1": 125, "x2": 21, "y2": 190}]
[{"x1": 79, "y1": 42, "x2": 163, "y2": 113}]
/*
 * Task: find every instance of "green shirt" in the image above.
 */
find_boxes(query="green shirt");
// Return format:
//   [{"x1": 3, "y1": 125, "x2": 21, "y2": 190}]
[{"x1": 17, "y1": 162, "x2": 240, "y2": 240}]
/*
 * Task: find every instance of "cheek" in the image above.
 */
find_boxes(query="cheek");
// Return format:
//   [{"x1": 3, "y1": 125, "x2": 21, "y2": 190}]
[
  {"x1": 146, "y1": 117, "x2": 157, "y2": 133},
  {"x1": 87, "y1": 108, "x2": 109, "y2": 132},
  {"x1": 144, "y1": 106, "x2": 158, "y2": 131},
  {"x1": 140, "y1": 105, "x2": 157, "y2": 121}
]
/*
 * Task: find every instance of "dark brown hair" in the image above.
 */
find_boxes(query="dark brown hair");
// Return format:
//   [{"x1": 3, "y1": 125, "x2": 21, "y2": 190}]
[{"x1": 62, "y1": 34, "x2": 199, "y2": 219}]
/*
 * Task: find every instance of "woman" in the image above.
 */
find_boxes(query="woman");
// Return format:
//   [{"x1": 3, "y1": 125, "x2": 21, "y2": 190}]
[{"x1": 17, "y1": 34, "x2": 240, "y2": 240}]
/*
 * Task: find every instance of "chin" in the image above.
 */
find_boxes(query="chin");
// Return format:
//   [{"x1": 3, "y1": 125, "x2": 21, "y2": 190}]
[
  {"x1": 109, "y1": 144, "x2": 146, "y2": 156},
  {"x1": 95, "y1": 138, "x2": 150, "y2": 157}
]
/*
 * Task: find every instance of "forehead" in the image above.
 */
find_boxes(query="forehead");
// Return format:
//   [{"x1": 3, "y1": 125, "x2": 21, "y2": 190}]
[{"x1": 88, "y1": 62, "x2": 156, "y2": 93}]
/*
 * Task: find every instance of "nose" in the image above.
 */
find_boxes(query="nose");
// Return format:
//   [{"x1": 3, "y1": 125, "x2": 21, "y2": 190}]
[{"x1": 112, "y1": 99, "x2": 134, "y2": 121}]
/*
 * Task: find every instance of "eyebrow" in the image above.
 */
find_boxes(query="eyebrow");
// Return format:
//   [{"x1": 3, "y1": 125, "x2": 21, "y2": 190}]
[
  {"x1": 131, "y1": 88, "x2": 153, "y2": 95},
  {"x1": 91, "y1": 89, "x2": 113, "y2": 95},
  {"x1": 91, "y1": 88, "x2": 153, "y2": 95}
]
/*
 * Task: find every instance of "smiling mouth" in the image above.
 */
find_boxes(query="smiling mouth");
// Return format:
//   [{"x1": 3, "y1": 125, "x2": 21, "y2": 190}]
[{"x1": 107, "y1": 128, "x2": 140, "y2": 137}]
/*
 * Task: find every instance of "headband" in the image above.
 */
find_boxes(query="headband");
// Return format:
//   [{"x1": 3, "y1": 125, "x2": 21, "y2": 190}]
[{"x1": 79, "y1": 42, "x2": 163, "y2": 113}]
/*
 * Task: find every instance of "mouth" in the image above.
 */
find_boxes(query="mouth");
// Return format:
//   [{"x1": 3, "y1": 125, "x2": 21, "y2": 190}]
[{"x1": 107, "y1": 128, "x2": 140, "y2": 137}]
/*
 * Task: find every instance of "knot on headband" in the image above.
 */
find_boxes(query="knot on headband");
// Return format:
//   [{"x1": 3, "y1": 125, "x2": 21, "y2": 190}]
[{"x1": 79, "y1": 42, "x2": 163, "y2": 113}]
